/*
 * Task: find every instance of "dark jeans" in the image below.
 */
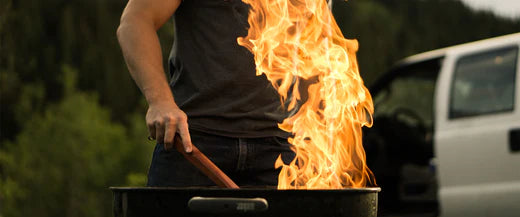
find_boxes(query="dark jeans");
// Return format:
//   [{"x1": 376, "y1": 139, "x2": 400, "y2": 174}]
[{"x1": 147, "y1": 130, "x2": 295, "y2": 187}]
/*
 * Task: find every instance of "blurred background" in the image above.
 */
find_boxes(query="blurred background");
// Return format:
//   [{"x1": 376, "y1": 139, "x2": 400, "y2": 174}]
[{"x1": 0, "y1": 0, "x2": 519, "y2": 217}]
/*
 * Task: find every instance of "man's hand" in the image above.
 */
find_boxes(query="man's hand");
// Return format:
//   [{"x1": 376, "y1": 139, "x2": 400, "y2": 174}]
[{"x1": 147, "y1": 101, "x2": 192, "y2": 153}]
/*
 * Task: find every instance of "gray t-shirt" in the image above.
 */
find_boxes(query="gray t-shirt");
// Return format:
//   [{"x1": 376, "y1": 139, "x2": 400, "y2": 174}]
[{"x1": 168, "y1": 0, "x2": 291, "y2": 138}]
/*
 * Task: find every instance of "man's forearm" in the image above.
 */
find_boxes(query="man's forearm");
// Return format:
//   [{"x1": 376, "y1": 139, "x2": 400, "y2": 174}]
[
  {"x1": 117, "y1": 0, "x2": 191, "y2": 152},
  {"x1": 117, "y1": 19, "x2": 175, "y2": 106}
]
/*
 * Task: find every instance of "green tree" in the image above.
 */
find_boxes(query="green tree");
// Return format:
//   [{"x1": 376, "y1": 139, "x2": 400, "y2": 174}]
[
  {"x1": 0, "y1": 67, "x2": 152, "y2": 217},
  {"x1": 1, "y1": 0, "x2": 174, "y2": 143}
]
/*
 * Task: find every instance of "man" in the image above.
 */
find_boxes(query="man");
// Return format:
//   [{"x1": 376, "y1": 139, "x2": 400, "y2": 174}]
[{"x1": 117, "y1": 0, "x2": 296, "y2": 187}]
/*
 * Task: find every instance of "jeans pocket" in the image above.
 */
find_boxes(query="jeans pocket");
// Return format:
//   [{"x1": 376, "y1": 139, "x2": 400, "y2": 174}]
[
  {"x1": 272, "y1": 136, "x2": 291, "y2": 147},
  {"x1": 271, "y1": 137, "x2": 296, "y2": 166}
]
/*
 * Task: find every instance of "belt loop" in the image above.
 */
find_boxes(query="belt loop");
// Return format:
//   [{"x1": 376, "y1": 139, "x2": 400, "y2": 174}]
[{"x1": 236, "y1": 138, "x2": 248, "y2": 171}]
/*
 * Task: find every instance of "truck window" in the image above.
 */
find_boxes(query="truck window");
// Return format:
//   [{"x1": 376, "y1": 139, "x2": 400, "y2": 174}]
[
  {"x1": 367, "y1": 57, "x2": 441, "y2": 166},
  {"x1": 450, "y1": 46, "x2": 518, "y2": 119},
  {"x1": 373, "y1": 58, "x2": 440, "y2": 134}
]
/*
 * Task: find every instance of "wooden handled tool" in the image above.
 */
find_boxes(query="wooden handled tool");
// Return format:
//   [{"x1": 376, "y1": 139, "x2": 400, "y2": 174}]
[{"x1": 173, "y1": 135, "x2": 240, "y2": 189}]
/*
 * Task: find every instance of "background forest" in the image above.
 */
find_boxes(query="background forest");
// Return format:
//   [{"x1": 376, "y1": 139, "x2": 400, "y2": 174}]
[{"x1": 1, "y1": 0, "x2": 519, "y2": 216}]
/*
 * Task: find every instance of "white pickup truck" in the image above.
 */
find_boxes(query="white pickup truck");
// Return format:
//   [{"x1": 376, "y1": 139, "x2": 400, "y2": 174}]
[{"x1": 366, "y1": 33, "x2": 520, "y2": 217}]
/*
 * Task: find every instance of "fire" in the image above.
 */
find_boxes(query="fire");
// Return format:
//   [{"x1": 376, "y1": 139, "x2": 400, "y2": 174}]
[{"x1": 238, "y1": 0, "x2": 375, "y2": 189}]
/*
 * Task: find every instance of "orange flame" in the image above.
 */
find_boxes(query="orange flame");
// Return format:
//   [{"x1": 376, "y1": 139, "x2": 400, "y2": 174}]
[{"x1": 238, "y1": 0, "x2": 375, "y2": 189}]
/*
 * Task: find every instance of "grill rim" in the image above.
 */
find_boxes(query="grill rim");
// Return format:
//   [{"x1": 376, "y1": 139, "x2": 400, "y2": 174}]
[{"x1": 110, "y1": 186, "x2": 381, "y2": 193}]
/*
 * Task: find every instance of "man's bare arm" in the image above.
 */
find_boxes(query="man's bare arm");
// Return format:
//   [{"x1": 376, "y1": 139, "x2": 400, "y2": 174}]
[{"x1": 117, "y1": 0, "x2": 192, "y2": 152}]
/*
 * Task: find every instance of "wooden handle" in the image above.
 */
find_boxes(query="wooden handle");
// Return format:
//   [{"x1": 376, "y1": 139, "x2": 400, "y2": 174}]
[{"x1": 174, "y1": 136, "x2": 240, "y2": 189}]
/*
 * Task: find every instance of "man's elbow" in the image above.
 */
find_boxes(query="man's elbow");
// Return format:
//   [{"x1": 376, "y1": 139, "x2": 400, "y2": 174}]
[
  {"x1": 116, "y1": 15, "x2": 155, "y2": 42},
  {"x1": 116, "y1": 15, "x2": 137, "y2": 43},
  {"x1": 116, "y1": 23, "x2": 126, "y2": 43},
  {"x1": 117, "y1": 14, "x2": 129, "y2": 39}
]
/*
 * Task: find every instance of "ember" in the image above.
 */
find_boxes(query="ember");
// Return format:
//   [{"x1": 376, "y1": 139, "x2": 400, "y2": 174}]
[{"x1": 238, "y1": 0, "x2": 376, "y2": 189}]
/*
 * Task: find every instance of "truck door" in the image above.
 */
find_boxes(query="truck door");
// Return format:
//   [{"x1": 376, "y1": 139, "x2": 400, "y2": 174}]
[{"x1": 435, "y1": 44, "x2": 520, "y2": 217}]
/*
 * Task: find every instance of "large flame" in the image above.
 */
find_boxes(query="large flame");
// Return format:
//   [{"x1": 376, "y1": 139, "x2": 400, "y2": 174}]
[{"x1": 238, "y1": 0, "x2": 375, "y2": 189}]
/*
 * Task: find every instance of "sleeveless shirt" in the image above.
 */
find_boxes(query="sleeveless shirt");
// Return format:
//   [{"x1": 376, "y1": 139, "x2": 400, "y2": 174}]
[{"x1": 168, "y1": 0, "x2": 291, "y2": 138}]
